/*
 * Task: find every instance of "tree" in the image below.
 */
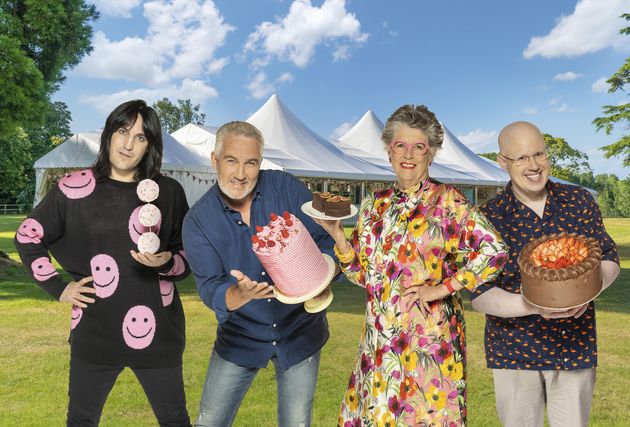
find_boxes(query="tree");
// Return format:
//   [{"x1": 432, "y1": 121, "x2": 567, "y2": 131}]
[
  {"x1": 0, "y1": 0, "x2": 99, "y2": 92},
  {"x1": 152, "y1": 98, "x2": 207, "y2": 133},
  {"x1": 543, "y1": 133, "x2": 594, "y2": 188},
  {"x1": 593, "y1": 13, "x2": 630, "y2": 166},
  {"x1": 478, "y1": 152, "x2": 498, "y2": 161}
]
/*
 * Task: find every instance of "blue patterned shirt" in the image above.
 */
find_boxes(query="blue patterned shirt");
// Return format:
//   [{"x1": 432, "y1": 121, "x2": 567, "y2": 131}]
[{"x1": 472, "y1": 180, "x2": 618, "y2": 370}]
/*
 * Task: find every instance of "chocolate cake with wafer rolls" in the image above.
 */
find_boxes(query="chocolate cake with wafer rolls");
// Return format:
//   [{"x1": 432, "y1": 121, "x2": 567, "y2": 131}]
[{"x1": 518, "y1": 232, "x2": 602, "y2": 309}]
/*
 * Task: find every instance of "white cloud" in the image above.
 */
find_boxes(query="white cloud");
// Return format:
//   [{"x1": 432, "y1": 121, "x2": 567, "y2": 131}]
[
  {"x1": 76, "y1": 0, "x2": 234, "y2": 87},
  {"x1": 548, "y1": 97, "x2": 561, "y2": 106},
  {"x1": 244, "y1": 0, "x2": 368, "y2": 68},
  {"x1": 79, "y1": 79, "x2": 219, "y2": 113},
  {"x1": 592, "y1": 77, "x2": 610, "y2": 93},
  {"x1": 457, "y1": 129, "x2": 499, "y2": 151},
  {"x1": 382, "y1": 21, "x2": 398, "y2": 37},
  {"x1": 553, "y1": 71, "x2": 583, "y2": 81},
  {"x1": 524, "y1": 106, "x2": 539, "y2": 115},
  {"x1": 92, "y1": 0, "x2": 141, "y2": 18},
  {"x1": 523, "y1": 0, "x2": 628, "y2": 59},
  {"x1": 245, "y1": 72, "x2": 294, "y2": 99},
  {"x1": 330, "y1": 121, "x2": 354, "y2": 140},
  {"x1": 553, "y1": 103, "x2": 570, "y2": 112}
]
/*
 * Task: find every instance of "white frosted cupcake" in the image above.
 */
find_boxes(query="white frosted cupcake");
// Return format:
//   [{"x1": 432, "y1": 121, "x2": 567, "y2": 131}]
[
  {"x1": 139, "y1": 204, "x2": 161, "y2": 227},
  {"x1": 137, "y1": 179, "x2": 159, "y2": 203},
  {"x1": 138, "y1": 232, "x2": 160, "y2": 254}
]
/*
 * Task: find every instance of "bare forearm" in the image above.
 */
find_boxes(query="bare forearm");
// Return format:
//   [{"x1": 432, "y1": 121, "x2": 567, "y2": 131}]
[
  {"x1": 601, "y1": 260, "x2": 620, "y2": 291},
  {"x1": 471, "y1": 287, "x2": 538, "y2": 318}
]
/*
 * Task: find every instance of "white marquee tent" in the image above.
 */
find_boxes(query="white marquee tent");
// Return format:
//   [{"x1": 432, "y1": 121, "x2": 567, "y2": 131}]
[
  {"x1": 247, "y1": 95, "x2": 395, "y2": 181},
  {"x1": 33, "y1": 130, "x2": 213, "y2": 206}
]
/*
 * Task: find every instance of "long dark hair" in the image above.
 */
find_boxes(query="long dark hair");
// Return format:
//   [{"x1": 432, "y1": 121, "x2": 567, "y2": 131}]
[{"x1": 92, "y1": 99, "x2": 163, "y2": 181}]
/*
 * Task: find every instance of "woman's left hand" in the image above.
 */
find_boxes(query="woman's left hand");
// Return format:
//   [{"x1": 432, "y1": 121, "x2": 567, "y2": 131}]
[
  {"x1": 130, "y1": 250, "x2": 173, "y2": 267},
  {"x1": 402, "y1": 285, "x2": 445, "y2": 316}
]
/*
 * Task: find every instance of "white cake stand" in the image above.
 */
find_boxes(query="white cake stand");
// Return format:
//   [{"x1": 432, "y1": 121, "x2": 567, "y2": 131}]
[{"x1": 274, "y1": 253, "x2": 336, "y2": 313}]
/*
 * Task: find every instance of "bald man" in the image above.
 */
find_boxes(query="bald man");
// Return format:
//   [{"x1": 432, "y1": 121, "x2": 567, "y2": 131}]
[{"x1": 470, "y1": 121, "x2": 620, "y2": 427}]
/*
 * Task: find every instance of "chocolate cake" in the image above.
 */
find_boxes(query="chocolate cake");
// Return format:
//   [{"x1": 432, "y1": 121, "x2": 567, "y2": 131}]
[
  {"x1": 312, "y1": 192, "x2": 333, "y2": 213},
  {"x1": 518, "y1": 232, "x2": 602, "y2": 309},
  {"x1": 324, "y1": 195, "x2": 352, "y2": 217}
]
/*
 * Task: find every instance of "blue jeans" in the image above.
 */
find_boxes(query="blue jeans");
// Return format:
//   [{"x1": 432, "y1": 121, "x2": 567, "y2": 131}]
[{"x1": 195, "y1": 350, "x2": 321, "y2": 427}]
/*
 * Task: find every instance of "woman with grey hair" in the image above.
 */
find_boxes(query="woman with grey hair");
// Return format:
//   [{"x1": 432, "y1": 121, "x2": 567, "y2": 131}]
[{"x1": 316, "y1": 104, "x2": 507, "y2": 426}]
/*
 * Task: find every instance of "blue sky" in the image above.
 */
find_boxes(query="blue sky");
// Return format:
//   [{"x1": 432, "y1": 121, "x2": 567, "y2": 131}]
[{"x1": 54, "y1": 0, "x2": 630, "y2": 177}]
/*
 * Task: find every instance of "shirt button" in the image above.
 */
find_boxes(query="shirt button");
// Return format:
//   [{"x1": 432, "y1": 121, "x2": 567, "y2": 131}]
[
  {"x1": 272, "y1": 341, "x2": 277, "y2": 346},
  {"x1": 273, "y1": 323, "x2": 277, "y2": 328},
  {"x1": 262, "y1": 271, "x2": 266, "y2": 276},
  {"x1": 267, "y1": 299, "x2": 271, "y2": 302},
  {"x1": 561, "y1": 330, "x2": 566, "y2": 335},
  {"x1": 237, "y1": 221, "x2": 242, "y2": 225},
  {"x1": 563, "y1": 358, "x2": 569, "y2": 362}
]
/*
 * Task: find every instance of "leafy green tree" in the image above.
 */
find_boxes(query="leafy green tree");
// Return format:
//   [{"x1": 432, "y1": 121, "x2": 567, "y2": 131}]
[
  {"x1": 0, "y1": 127, "x2": 31, "y2": 202},
  {"x1": 478, "y1": 152, "x2": 498, "y2": 161},
  {"x1": 543, "y1": 133, "x2": 595, "y2": 187},
  {"x1": 152, "y1": 98, "x2": 207, "y2": 133},
  {"x1": 0, "y1": 0, "x2": 99, "y2": 92},
  {"x1": 593, "y1": 13, "x2": 630, "y2": 166}
]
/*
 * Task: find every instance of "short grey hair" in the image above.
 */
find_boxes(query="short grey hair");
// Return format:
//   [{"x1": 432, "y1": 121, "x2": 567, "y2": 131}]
[
  {"x1": 381, "y1": 104, "x2": 444, "y2": 156},
  {"x1": 214, "y1": 121, "x2": 264, "y2": 158}
]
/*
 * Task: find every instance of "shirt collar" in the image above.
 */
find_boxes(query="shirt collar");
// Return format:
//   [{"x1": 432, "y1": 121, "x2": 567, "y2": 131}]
[{"x1": 499, "y1": 179, "x2": 570, "y2": 218}]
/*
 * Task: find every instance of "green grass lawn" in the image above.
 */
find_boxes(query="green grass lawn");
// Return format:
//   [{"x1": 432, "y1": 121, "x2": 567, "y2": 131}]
[{"x1": 1, "y1": 216, "x2": 628, "y2": 426}]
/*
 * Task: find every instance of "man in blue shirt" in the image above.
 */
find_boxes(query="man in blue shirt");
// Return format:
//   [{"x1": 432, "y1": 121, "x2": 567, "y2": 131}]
[
  {"x1": 471, "y1": 121, "x2": 620, "y2": 427},
  {"x1": 183, "y1": 121, "x2": 335, "y2": 427}
]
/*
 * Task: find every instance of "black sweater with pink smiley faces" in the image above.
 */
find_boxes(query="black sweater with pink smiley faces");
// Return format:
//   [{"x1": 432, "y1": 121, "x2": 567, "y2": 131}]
[{"x1": 14, "y1": 170, "x2": 190, "y2": 368}]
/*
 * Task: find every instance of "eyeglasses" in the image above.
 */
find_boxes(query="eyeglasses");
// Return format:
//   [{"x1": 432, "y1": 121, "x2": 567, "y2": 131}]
[
  {"x1": 390, "y1": 141, "x2": 429, "y2": 156},
  {"x1": 500, "y1": 151, "x2": 548, "y2": 167}
]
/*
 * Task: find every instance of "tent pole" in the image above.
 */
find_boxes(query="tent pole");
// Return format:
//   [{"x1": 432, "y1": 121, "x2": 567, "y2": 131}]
[{"x1": 474, "y1": 186, "x2": 478, "y2": 205}]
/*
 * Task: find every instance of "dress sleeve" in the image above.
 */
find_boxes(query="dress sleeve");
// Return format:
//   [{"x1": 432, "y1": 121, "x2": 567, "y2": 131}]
[
  {"x1": 155, "y1": 179, "x2": 191, "y2": 282},
  {"x1": 442, "y1": 194, "x2": 509, "y2": 292},
  {"x1": 14, "y1": 186, "x2": 68, "y2": 300},
  {"x1": 339, "y1": 194, "x2": 374, "y2": 288}
]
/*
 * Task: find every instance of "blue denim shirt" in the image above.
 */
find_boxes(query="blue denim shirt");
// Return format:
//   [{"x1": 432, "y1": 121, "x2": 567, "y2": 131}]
[{"x1": 183, "y1": 170, "x2": 336, "y2": 369}]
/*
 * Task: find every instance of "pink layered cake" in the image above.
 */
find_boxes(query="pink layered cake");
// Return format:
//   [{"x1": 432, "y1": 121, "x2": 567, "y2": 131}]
[{"x1": 252, "y1": 212, "x2": 331, "y2": 299}]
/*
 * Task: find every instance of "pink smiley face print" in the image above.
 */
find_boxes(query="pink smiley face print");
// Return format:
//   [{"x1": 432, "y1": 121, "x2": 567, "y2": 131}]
[
  {"x1": 128, "y1": 206, "x2": 162, "y2": 244},
  {"x1": 31, "y1": 257, "x2": 59, "y2": 281},
  {"x1": 159, "y1": 279, "x2": 174, "y2": 306},
  {"x1": 71, "y1": 306, "x2": 83, "y2": 330},
  {"x1": 90, "y1": 254, "x2": 120, "y2": 298},
  {"x1": 58, "y1": 169, "x2": 96, "y2": 199},
  {"x1": 16, "y1": 218, "x2": 44, "y2": 244},
  {"x1": 122, "y1": 305, "x2": 156, "y2": 350}
]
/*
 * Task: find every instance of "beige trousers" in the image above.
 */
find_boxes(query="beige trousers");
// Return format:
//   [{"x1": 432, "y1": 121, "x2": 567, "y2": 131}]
[{"x1": 492, "y1": 368, "x2": 596, "y2": 427}]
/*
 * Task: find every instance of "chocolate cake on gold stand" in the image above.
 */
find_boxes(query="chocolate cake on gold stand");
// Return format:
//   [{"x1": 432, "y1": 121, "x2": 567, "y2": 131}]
[{"x1": 518, "y1": 232, "x2": 602, "y2": 309}]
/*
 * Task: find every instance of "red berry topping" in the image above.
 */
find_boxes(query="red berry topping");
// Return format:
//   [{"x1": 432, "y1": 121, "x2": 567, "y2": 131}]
[
  {"x1": 270, "y1": 213, "x2": 278, "y2": 221},
  {"x1": 267, "y1": 240, "x2": 276, "y2": 247},
  {"x1": 281, "y1": 229, "x2": 289, "y2": 239},
  {"x1": 285, "y1": 219, "x2": 293, "y2": 227},
  {"x1": 251, "y1": 235, "x2": 259, "y2": 243},
  {"x1": 282, "y1": 211, "x2": 291, "y2": 220},
  {"x1": 259, "y1": 240, "x2": 266, "y2": 248},
  {"x1": 255, "y1": 225, "x2": 264, "y2": 232}
]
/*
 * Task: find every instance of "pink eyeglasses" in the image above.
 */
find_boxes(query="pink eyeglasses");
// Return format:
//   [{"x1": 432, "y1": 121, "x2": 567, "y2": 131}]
[{"x1": 389, "y1": 141, "x2": 429, "y2": 156}]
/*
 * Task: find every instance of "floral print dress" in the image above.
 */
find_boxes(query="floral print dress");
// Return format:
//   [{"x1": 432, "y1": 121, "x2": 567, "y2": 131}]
[{"x1": 338, "y1": 179, "x2": 507, "y2": 427}]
